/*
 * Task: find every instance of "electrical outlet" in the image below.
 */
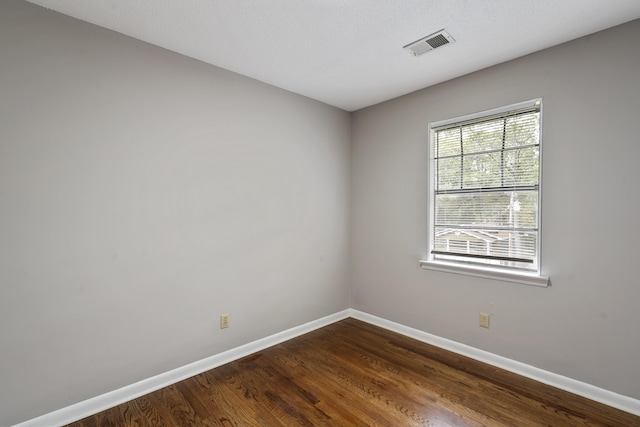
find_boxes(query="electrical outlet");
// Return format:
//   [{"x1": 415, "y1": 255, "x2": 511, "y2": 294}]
[
  {"x1": 220, "y1": 313, "x2": 230, "y2": 329},
  {"x1": 479, "y1": 312, "x2": 490, "y2": 329}
]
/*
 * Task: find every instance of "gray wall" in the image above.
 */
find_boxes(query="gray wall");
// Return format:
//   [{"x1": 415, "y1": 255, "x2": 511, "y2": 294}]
[
  {"x1": 0, "y1": 1, "x2": 351, "y2": 424},
  {"x1": 351, "y1": 20, "x2": 640, "y2": 400}
]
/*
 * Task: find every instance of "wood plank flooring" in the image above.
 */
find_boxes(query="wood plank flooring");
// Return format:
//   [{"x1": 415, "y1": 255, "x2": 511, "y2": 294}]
[{"x1": 67, "y1": 318, "x2": 640, "y2": 426}]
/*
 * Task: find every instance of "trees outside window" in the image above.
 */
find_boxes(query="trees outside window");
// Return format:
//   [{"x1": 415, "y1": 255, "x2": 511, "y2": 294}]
[{"x1": 429, "y1": 99, "x2": 542, "y2": 272}]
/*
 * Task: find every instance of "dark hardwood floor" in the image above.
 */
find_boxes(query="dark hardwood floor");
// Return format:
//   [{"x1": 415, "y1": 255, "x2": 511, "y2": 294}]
[{"x1": 67, "y1": 318, "x2": 640, "y2": 426}]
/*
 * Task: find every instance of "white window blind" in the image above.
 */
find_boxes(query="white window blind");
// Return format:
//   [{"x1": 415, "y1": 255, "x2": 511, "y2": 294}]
[{"x1": 429, "y1": 100, "x2": 542, "y2": 272}]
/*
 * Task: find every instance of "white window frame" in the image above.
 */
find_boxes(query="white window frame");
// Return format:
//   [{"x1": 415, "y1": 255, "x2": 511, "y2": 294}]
[{"x1": 420, "y1": 99, "x2": 549, "y2": 287}]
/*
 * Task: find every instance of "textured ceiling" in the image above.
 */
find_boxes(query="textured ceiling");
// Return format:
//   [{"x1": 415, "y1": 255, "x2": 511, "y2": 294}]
[{"x1": 24, "y1": 0, "x2": 640, "y2": 111}]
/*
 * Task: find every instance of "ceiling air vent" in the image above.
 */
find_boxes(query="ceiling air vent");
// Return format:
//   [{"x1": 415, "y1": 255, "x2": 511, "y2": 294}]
[{"x1": 403, "y1": 29, "x2": 455, "y2": 57}]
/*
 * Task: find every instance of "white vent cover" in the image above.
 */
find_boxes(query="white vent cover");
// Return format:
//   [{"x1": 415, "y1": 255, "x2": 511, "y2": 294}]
[{"x1": 403, "y1": 29, "x2": 455, "y2": 56}]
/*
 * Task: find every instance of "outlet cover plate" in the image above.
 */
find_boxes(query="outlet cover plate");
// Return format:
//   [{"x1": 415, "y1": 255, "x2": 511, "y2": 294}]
[
  {"x1": 220, "y1": 313, "x2": 230, "y2": 329},
  {"x1": 479, "y1": 312, "x2": 490, "y2": 329}
]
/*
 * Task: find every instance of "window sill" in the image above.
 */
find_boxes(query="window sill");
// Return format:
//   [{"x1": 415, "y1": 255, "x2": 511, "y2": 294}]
[{"x1": 419, "y1": 260, "x2": 549, "y2": 287}]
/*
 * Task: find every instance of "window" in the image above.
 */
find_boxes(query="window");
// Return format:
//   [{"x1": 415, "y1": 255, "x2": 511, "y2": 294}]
[{"x1": 422, "y1": 99, "x2": 548, "y2": 286}]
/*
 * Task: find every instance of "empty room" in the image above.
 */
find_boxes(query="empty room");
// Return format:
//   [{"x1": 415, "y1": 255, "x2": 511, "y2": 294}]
[{"x1": 2, "y1": 0, "x2": 640, "y2": 425}]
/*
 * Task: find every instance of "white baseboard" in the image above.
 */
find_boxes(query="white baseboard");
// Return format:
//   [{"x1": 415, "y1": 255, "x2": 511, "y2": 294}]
[
  {"x1": 14, "y1": 310, "x2": 351, "y2": 427},
  {"x1": 348, "y1": 309, "x2": 640, "y2": 417},
  {"x1": 15, "y1": 308, "x2": 640, "y2": 426}
]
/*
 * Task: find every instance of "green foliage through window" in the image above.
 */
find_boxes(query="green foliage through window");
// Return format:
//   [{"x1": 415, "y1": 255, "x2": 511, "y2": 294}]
[{"x1": 430, "y1": 100, "x2": 541, "y2": 271}]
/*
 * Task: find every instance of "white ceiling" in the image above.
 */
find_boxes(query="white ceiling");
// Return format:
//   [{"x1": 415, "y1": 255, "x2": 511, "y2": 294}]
[{"x1": 24, "y1": 1, "x2": 640, "y2": 111}]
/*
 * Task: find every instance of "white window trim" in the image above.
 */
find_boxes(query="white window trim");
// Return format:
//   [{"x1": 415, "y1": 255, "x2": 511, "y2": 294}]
[
  {"x1": 419, "y1": 259, "x2": 550, "y2": 287},
  {"x1": 424, "y1": 99, "x2": 549, "y2": 287}
]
